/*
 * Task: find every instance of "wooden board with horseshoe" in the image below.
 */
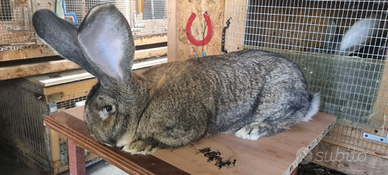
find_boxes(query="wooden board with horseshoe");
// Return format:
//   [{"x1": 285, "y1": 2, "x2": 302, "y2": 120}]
[{"x1": 169, "y1": 0, "x2": 225, "y2": 61}]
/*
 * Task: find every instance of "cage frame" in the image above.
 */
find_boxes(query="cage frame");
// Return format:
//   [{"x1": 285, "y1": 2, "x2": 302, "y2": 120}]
[{"x1": 168, "y1": 0, "x2": 388, "y2": 174}]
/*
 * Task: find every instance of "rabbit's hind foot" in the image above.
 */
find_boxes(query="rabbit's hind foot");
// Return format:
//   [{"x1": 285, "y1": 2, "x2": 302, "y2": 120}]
[
  {"x1": 122, "y1": 140, "x2": 157, "y2": 155},
  {"x1": 235, "y1": 122, "x2": 287, "y2": 140}
]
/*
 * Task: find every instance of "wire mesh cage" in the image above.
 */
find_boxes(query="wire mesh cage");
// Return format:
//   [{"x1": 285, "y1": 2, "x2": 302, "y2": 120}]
[
  {"x1": 224, "y1": 0, "x2": 388, "y2": 154},
  {"x1": 57, "y1": 0, "x2": 167, "y2": 36},
  {"x1": 0, "y1": 0, "x2": 35, "y2": 46},
  {"x1": 0, "y1": 76, "x2": 97, "y2": 173},
  {"x1": 0, "y1": 0, "x2": 167, "y2": 51}
]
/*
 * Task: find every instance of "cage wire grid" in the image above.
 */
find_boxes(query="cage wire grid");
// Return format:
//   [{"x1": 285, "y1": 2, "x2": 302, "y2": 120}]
[
  {"x1": 1, "y1": 0, "x2": 167, "y2": 49},
  {"x1": 64, "y1": 0, "x2": 167, "y2": 36},
  {"x1": 0, "y1": 0, "x2": 35, "y2": 46},
  {"x1": 225, "y1": 0, "x2": 388, "y2": 155},
  {"x1": 57, "y1": 94, "x2": 87, "y2": 110}
]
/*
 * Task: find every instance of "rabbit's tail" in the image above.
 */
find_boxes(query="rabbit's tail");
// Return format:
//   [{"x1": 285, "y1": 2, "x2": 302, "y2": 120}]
[{"x1": 301, "y1": 93, "x2": 320, "y2": 122}]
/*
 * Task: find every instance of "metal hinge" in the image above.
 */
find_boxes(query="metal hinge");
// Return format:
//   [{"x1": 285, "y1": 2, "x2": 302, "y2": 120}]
[
  {"x1": 363, "y1": 132, "x2": 388, "y2": 144},
  {"x1": 48, "y1": 100, "x2": 58, "y2": 114},
  {"x1": 59, "y1": 142, "x2": 68, "y2": 166}
]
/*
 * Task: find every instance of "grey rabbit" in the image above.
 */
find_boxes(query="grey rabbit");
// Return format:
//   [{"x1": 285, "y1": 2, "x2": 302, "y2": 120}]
[
  {"x1": 32, "y1": 3, "x2": 320, "y2": 155},
  {"x1": 312, "y1": 18, "x2": 379, "y2": 55}
]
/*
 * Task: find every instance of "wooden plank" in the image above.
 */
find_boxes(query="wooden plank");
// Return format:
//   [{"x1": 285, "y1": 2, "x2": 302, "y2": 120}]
[
  {"x1": 51, "y1": 131, "x2": 69, "y2": 172},
  {"x1": 45, "y1": 108, "x2": 189, "y2": 175},
  {"x1": 27, "y1": 69, "x2": 95, "y2": 87},
  {"x1": 134, "y1": 47, "x2": 167, "y2": 60},
  {"x1": 50, "y1": 129, "x2": 61, "y2": 169},
  {"x1": 0, "y1": 60, "x2": 80, "y2": 80},
  {"x1": 152, "y1": 112, "x2": 336, "y2": 175},
  {"x1": 44, "y1": 78, "x2": 98, "y2": 103},
  {"x1": 27, "y1": 57, "x2": 167, "y2": 87},
  {"x1": 132, "y1": 57, "x2": 167, "y2": 70},
  {"x1": 0, "y1": 45, "x2": 57, "y2": 62},
  {"x1": 133, "y1": 34, "x2": 167, "y2": 46},
  {"x1": 371, "y1": 49, "x2": 388, "y2": 131},
  {"x1": 311, "y1": 141, "x2": 388, "y2": 175},
  {"x1": 169, "y1": 0, "x2": 224, "y2": 61},
  {"x1": 48, "y1": 107, "x2": 336, "y2": 175},
  {"x1": 167, "y1": 0, "x2": 177, "y2": 62}
]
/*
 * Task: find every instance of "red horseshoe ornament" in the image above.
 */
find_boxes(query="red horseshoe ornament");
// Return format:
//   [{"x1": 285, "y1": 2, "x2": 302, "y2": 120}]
[{"x1": 186, "y1": 12, "x2": 213, "y2": 46}]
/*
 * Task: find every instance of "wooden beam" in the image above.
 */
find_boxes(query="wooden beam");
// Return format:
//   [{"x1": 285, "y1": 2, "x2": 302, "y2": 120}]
[
  {"x1": 0, "y1": 60, "x2": 80, "y2": 80},
  {"x1": 167, "y1": 0, "x2": 177, "y2": 62},
  {"x1": 371, "y1": 49, "x2": 388, "y2": 131},
  {"x1": 133, "y1": 34, "x2": 167, "y2": 46},
  {"x1": 0, "y1": 45, "x2": 57, "y2": 62},
  {"x1": 50, "y1": 129, "x2": 61, "y2": 169},
  {"x1": 134, "y1": 47, "x2": 167, "y2": 60}
]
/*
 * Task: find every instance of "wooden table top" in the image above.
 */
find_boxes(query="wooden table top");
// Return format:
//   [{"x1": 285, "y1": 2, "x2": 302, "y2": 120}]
[{"x1": 44, "y1": 107, "x2": 336, "y2": 175}]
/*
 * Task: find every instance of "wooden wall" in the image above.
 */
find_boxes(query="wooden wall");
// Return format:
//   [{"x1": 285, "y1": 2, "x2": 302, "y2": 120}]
[{"x1": 168, "y1": 0, "x2": 224, "y2": 62}]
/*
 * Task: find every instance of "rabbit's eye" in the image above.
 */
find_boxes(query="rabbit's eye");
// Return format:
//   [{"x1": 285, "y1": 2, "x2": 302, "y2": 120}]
[{"x1": 103, "y1": 105, "x2": 114, "y2": 114}]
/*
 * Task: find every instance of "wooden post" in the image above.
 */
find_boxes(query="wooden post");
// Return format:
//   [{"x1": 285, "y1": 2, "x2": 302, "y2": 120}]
[
  {"x1": 369, "y1": 49, "x2": 388, "y2": 133},
  {"x1": 167, "y1": 0, "x2": 177, "y2": 62},
  {"x1": 68, "y1": 140, "x2": 86, "y2": 175}
]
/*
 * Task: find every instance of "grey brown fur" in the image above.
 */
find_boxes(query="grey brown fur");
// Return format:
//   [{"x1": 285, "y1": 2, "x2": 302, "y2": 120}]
[{"x1": 32, "y1": 3, "x2": 319, "y2": 155}]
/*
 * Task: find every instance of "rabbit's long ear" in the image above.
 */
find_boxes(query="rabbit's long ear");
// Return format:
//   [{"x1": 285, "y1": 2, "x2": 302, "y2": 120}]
[
  {"x1": 77, "y1": 3, "x2": 135, "y2": 84},
  {"x1": 32, "y1": 9, "x2": 98, "y2": 76},
  {"x1": 338, "y1": 18, "x2": 379, "y2": 55}
]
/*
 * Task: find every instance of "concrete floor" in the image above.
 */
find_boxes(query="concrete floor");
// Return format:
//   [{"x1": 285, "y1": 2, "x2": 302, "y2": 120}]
[
  {"x1": 59, "y1": 160, "x2": 127, "y2": 175},
  {"x1": 0, "y1": 146, "x2": 126, "y2": 175}
]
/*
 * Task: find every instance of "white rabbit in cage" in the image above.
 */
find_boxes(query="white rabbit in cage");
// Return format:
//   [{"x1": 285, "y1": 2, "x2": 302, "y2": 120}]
[{"x1": 311, "y1": 17, "x2": 381, "y2": 58}]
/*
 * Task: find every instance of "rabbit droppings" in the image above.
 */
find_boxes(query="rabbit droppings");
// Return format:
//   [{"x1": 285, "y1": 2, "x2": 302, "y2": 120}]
[{"x1": 32, "y1": 3, "x2": 320, "y2": 155}]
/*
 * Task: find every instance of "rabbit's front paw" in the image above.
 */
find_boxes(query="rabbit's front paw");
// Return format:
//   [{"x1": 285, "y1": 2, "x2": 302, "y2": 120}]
[
  {"x1": 235, "y1": 122, "x2": 288, "y2": 140},
  {"x1": 235, "y1": 122, "x2": 271, "y2": 140},
  {"x1": 122, "y1": 140, "x2": 157, "y2": 155}
]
